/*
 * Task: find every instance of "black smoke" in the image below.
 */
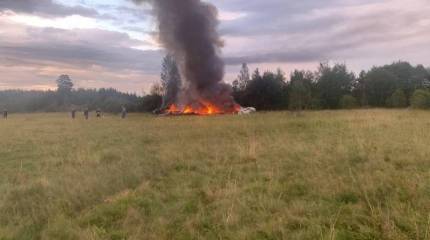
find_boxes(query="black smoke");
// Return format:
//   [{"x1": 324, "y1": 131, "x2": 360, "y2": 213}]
[{"x1": 133, "y1": 0, "x2": 238, "y2": 112}]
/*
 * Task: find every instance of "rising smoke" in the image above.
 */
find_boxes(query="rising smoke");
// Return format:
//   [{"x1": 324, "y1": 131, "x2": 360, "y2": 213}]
[{"x1": 133, "y1": 0, "x2": 237, "y2": 112}]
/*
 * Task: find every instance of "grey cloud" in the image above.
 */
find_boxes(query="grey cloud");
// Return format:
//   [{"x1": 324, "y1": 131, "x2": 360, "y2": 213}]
[
  {"x1": 218, "y1": 0, "x2": 430, "y2": 66},
  {"x1": 215, "y1": 0, "x2": 341, "y2": 36},
  {"x1": 0, "y1": 0, "x2": 98, "y2": 17},
  {"x1": 0, "y1": 24, "x2": 163, "y2": 74},
  {"x1": 94, "y1": 4, "x2": 153, "y2": 23}
]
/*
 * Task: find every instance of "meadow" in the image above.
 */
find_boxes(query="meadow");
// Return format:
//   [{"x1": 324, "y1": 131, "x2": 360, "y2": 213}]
[{"x1": 1, "y1": 110, "x2": 430, "y2": 240}]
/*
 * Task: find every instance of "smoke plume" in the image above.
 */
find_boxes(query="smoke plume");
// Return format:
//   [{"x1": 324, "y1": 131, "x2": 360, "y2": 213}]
[{"x1": 133, "y1": 0, "x2": 237, "y2": 112}]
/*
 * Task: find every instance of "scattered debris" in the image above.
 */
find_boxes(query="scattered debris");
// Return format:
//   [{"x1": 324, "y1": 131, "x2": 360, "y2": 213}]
[{"x1": 239, "y1": 107, "x2": 256, "y2": 115}]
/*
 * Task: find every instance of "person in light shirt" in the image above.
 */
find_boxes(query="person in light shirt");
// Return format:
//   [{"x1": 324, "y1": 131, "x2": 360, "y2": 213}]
[{"x1": 121, "y1": 106, "x2": 127, "y2": 119}]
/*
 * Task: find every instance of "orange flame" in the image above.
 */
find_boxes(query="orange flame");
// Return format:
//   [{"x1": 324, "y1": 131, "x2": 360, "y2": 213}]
[{"x1": 166, "y1": 102, "x2": 241, "y2": 115}]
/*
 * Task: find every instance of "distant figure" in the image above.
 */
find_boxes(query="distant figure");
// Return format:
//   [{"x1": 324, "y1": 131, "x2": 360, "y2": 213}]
[
  {"x1": 121, "y1": 106, "x2": 127, "y2": 119},
  {"x1": 3, "y1": 109, "x2": 7, "y2": 119},
  {"x1": 84, "y1": 108, "x2": 89, "y2": 120},
  {"x1": 96, "y1": 108, "x2": 102, "y2": 118},
  {"x1": 71, "y1": 109, "x2": 76, "y2": 119}
]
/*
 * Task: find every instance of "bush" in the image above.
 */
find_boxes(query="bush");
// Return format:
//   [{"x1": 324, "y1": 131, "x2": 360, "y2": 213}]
[
  {"x1": 410, "y1": 89, "x2": 430, "y2": 109},
  {"x1": 386, "y1": 89, "x2": 408, "y2": 108},
  {"x1": 339, "y1": 95, "x2": 358, "y2": 109}
]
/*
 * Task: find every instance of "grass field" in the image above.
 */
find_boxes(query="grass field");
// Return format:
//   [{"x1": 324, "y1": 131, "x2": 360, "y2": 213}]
[{"x1": 1, "y1": 110, "x2": 430, "y2": 240}]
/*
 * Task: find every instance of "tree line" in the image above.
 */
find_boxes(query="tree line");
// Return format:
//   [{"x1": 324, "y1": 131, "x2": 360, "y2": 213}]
[
  {"x1": 231, "y1": 61, "x2": 430, "y2": 110},
  {"x1": 1, "y1": 60, "x2": 429, "y2": 113},
  {"x1": 0, "y1": 75, "x2": 142, "y2": 113}
]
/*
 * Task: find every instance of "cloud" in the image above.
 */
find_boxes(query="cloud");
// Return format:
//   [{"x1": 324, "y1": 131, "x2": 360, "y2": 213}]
[
  {"x1": 0, "y1": 19, "x2": 163, "y2": 73},
  {"x1": 1, "y1": 0, "x2": 430, "y2": 91},
  {"x1": 0, "y1": 63, "x2": 159, "y2": 94},
  {"x1": 216, "y1": 0, "x2": 430, "y2": 67},
  {"x1": 0, "y1": 18, "x2": 163, "y2": 92},
  {"x1": 0, "y1": 0, "x2": 100, "y2": 18}
]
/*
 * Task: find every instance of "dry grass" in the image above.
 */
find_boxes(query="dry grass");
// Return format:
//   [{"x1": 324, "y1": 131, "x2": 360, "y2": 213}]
[{"x1": 1, "y1": 110, "x2": 430, "y2": 240}]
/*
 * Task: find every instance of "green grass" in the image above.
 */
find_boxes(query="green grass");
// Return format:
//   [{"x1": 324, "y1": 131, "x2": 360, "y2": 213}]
[{"x1": 1, "y1": 110, "x2": 430, "y2": 240}]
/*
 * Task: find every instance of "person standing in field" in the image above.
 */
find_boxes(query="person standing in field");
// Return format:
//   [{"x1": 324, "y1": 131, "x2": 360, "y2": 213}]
[
  {"x1": 96, "y1": 108, "x2": 102, "y2": 118},
  {"x1": 71, "y1": 109, "x2": 76, "y2": 119},
  {"x1": 3, "y1": 109, "x2": 7, "y2": 119},
  {"x1": 84, "y1": 108, "x2": 89, "y2": 120},
  {"x1": 121, "y1": 106, "x2": 127, "y2": 119}
]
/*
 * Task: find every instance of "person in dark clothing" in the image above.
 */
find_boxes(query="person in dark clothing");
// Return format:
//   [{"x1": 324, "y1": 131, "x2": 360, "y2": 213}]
[
  {"x1": 71, "y1": 109, "x2": 76, "y2": 119},
  {"x1": 96, "y1": 108, "x2": 102, "y2": 118},
  {"x1": 3, "y1": 109, "x2": 7, "y2": 119},
  {"x1": 84, "y1": 108, "x2": 89, "y2": 120},
  {"x1": 121, "y1": 106, "x2": 127, "y2": 119}
]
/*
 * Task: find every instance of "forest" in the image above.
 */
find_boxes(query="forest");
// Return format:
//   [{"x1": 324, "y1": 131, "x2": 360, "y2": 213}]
[{"x1": 1, "y1": 60, "x2": 429, "y2": 113}]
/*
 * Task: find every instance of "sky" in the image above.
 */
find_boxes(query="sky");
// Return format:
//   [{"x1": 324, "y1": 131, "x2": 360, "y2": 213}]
[{"x1": 0, "y1": 0, "x2": 429, "y2": 94}]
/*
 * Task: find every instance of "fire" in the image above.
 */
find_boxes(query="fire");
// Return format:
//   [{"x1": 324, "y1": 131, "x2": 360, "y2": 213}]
[
  {"x1": 166, "y1": 101, "x2": 241, "y2": 115},
  {"x1": 183, "y1": 106, "x2": 193, "y2": 114}
]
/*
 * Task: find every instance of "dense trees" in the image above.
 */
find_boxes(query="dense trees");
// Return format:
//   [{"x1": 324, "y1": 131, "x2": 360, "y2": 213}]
[
  {"x1": 316, "y1": 63, "x2": 355, "y2": 109},
  {"x1": 339, "y1": 95, "x2": 358, "y2": 109},
  {"x1": 288, "y1": 70, "x2": 314, "y2": 111},
  {"x1": 233, "y1": 61, "x2": 430, "y2": 111},
  {"x1": 0, "y1": 75, "x2": 141, "y2": 113},
  {"x1": 386, "y1": 89, "x2": 408, "y2": 108},
  {"x1": 1, "y1": 61, "x2": 430, "y2": 113},
  {"x1": 362, "y1": 62, "x2": 429, "y2": 107},
  {"x1": 234, "y1": 62, "x2": 357, "y2": 110},
  {"x1": 364, "y1": 68, "x2": 398, "y2": 107},
  {"x1": 410, "y1": 90, "x2": 430, "y2": 109},
  {"x1": 236, "y1": 69, "x2": 287, "y2": 110},
  {"x1": 0, "y1": 88, "x2": 142, "y2": 113}
]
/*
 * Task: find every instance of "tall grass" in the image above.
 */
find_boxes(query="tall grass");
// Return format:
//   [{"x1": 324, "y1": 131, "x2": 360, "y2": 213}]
[{"x1": 1, "y1": 110, "x2": 430, "y2": 240}]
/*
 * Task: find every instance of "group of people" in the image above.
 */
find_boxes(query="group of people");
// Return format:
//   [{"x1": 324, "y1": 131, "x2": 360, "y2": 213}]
[
  {"x1": 71, "y1": 106, "x2": 127, "y2": 120},
  {"x1": 2, "y1": 107, "x2": 127, "y2": 120}
]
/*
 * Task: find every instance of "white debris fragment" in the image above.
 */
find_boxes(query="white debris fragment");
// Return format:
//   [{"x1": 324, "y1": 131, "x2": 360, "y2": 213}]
[{"x1": 239, "y1": 107, "x2": 256, "y2": 115}]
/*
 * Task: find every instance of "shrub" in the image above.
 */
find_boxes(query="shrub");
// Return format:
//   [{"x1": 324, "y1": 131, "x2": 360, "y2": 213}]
[
  {"x1": 339, "y1": 95, "x2": 358, "y2": 109},
  {"x1": 410, "y1": 89, "x2": 430, "y2": 109},
  {"x1": 386, "y1": 89, "x2": 408, "y2": 108}
]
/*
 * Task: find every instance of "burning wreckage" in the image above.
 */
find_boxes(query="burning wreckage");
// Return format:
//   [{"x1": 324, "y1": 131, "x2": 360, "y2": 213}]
[
  {"x1": 159, "y1": 104, "x2": 256, "y2": 116},
  {"x1": 134, "y1": 0, "x2": 255, "y2": 116}
]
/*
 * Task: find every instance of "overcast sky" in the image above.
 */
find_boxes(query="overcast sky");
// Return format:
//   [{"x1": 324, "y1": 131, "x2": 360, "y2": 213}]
[{"x1": 0, "y1": 0, "x2": 429, "y2": 93}]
